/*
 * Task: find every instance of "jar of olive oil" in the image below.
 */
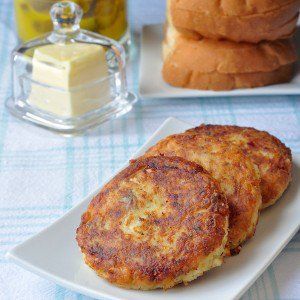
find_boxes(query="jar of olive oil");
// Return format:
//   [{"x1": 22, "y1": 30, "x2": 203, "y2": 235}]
[{"x1": 14, "y1": 0, "x2": 129, "y2": 46}]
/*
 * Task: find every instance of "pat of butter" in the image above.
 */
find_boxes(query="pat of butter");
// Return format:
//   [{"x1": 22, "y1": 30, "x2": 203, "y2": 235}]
[{"x1": 29, "y1": 43, "x2": 111, "y2": 117}]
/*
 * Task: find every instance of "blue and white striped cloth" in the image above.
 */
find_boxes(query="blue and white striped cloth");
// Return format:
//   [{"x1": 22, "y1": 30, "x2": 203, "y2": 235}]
[{"x1": 0, "y1": 1, "x2": 299, "y2": 299}]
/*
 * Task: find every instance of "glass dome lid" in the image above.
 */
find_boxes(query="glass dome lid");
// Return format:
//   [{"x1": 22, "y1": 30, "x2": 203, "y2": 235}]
[{"x1": 6, "y1": 1, "x2": 136, "y2": 134}]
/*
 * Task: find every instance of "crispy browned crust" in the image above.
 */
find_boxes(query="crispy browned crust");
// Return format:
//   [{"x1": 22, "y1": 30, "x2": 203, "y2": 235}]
[
  {"x1": 76, "y1": 156, "x2": 229, "y2": 290},
  {"x1": 170, "y1": 0, "x2": 300, "y2": 43},
  {"x1": 185, "y1": 125, "x2": 293, "y2": 208},
  {"x1": 144, "y1": 136, "x2": 262, "y2": 251}
]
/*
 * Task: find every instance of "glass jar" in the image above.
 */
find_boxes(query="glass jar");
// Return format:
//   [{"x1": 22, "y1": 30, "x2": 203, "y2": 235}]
[
  {"x1": 7, "y1": 1, "x2": 136, "y2": 134},
  {"x1": 14, "y1": 0, "x2": 129, "y2": 47}
]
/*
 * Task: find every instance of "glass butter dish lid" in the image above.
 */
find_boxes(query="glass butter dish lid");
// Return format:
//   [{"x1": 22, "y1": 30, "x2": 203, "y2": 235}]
[{"x1": 6, "y1": 1, "x2": 136, "y2": 134}]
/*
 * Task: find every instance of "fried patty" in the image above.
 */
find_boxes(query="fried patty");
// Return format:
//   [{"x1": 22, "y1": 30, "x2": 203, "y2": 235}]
[
  {"x1": 145, "y1": 135, "x2": 262, "y2": 252},
  {"x1": 185, "y1": 125, "x2": 292, "y2": 208},
  {"x1": 76, "y1": 156, "x2": 229, "y2": 290}
]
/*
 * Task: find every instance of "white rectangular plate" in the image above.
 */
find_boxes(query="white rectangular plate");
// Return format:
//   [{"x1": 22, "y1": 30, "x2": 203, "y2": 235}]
[
  {"x1": 6, "y1": 118, "x2": 300, "y2": 300},
  {"x1": 139, "y1": 24, "x2": 300, "y2": 99}
]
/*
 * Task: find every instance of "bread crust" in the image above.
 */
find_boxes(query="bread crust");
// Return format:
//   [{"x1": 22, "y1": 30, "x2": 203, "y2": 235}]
[
  {"x1": 185, "y1": 125, "x2": 293, "y2": 209},
  {"x1": 162, "y1": 25, "x2": 296, "y2": 91},
  {"x1": 77, "y1": 156, "x2": 229, "y2": 290},
  {"x1": 170, "y1": 0, "x2": 300, "y2": 43}
]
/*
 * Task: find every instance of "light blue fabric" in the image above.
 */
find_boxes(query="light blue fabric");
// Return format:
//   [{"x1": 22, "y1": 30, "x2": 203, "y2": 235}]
[{"x1": 0, "y1": 1, "x2": 299, "y2": 299}]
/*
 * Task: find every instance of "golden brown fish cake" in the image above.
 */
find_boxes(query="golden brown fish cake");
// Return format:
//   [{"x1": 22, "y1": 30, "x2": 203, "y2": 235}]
[
  {"x1": 145, "y1": 135, "x2": 262, "y2": 252},
  {"x1": 76, "y1": 156, "x2": 229, "y2": 290},
  {"x1": 185, "y1": 125, "x2": 292, "y2": 209}
]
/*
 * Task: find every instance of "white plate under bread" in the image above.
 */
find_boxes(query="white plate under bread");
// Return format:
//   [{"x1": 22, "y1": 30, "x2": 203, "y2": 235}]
[{"x1": 139, "y1": 24, "x2": 300, "y2": 99}]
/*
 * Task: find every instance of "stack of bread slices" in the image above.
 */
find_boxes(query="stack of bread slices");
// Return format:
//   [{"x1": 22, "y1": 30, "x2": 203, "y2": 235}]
[{"x1": 163, "y1": 0, "x2": 300, "y2": 91}]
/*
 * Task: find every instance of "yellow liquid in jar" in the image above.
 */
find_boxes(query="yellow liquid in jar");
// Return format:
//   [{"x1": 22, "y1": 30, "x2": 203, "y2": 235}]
[{"x1": 14, "y1": 0, "x2": 128, "y2": 42}]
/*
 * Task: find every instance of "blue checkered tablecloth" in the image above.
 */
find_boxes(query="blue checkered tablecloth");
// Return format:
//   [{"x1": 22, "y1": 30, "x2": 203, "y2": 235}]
[{"x1": 0, "y1": 1, "x2": 299, "y2": 299}]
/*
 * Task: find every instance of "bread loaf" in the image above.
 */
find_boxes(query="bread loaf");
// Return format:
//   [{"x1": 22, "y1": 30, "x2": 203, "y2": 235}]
[
  {"x1": 169, "y1": 0, "x2": 300, "y2": 43},
  {"x1": 162, "y1": 25, "x2": 297, "y2": 91}
]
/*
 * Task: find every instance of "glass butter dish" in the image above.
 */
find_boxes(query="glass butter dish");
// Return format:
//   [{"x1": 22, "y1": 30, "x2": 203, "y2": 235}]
[{"x1": 6, "y1": 1, "x2": 136, "y2": 134}]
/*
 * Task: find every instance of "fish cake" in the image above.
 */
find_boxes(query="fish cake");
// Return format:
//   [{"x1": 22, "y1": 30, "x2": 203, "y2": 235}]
[
  {"x1": 185, "y1": 125, "x2": 292, "y2": 208},
  {"x1": 76, "y1": 156, "x2": 229, "y2": 290},
  {"x1": 145, "y1": 135, "x2": 262, "y2": 252}
]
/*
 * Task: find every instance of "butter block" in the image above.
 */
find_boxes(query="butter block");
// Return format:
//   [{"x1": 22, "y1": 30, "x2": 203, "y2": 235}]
[{"x1": 29, "y1": 43, "x2": 111, "y2": 117}]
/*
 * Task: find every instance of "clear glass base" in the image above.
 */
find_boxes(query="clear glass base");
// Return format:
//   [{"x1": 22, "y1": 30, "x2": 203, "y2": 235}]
[{"x1": 6, "y1": 92, "x2": 137, "y2": 135}]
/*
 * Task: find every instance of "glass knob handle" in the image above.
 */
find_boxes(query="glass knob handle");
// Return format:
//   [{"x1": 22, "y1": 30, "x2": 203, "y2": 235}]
[{"x1": 50, "y1": 1, "x2": 83, "y2": 33}]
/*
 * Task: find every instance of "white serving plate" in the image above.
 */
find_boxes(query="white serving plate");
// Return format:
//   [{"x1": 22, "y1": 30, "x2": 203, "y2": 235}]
[
  {"x1": 139, "y1": 24, "x2": 300, "y2": 99},
  {"x1": 6, "y1": 118, "x2": 300, "y2": 300}
]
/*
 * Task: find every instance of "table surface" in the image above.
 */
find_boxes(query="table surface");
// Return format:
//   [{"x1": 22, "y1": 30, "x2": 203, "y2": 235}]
[{"x1": 0, "y1": 1, "x2": 299, "y2": 299}]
